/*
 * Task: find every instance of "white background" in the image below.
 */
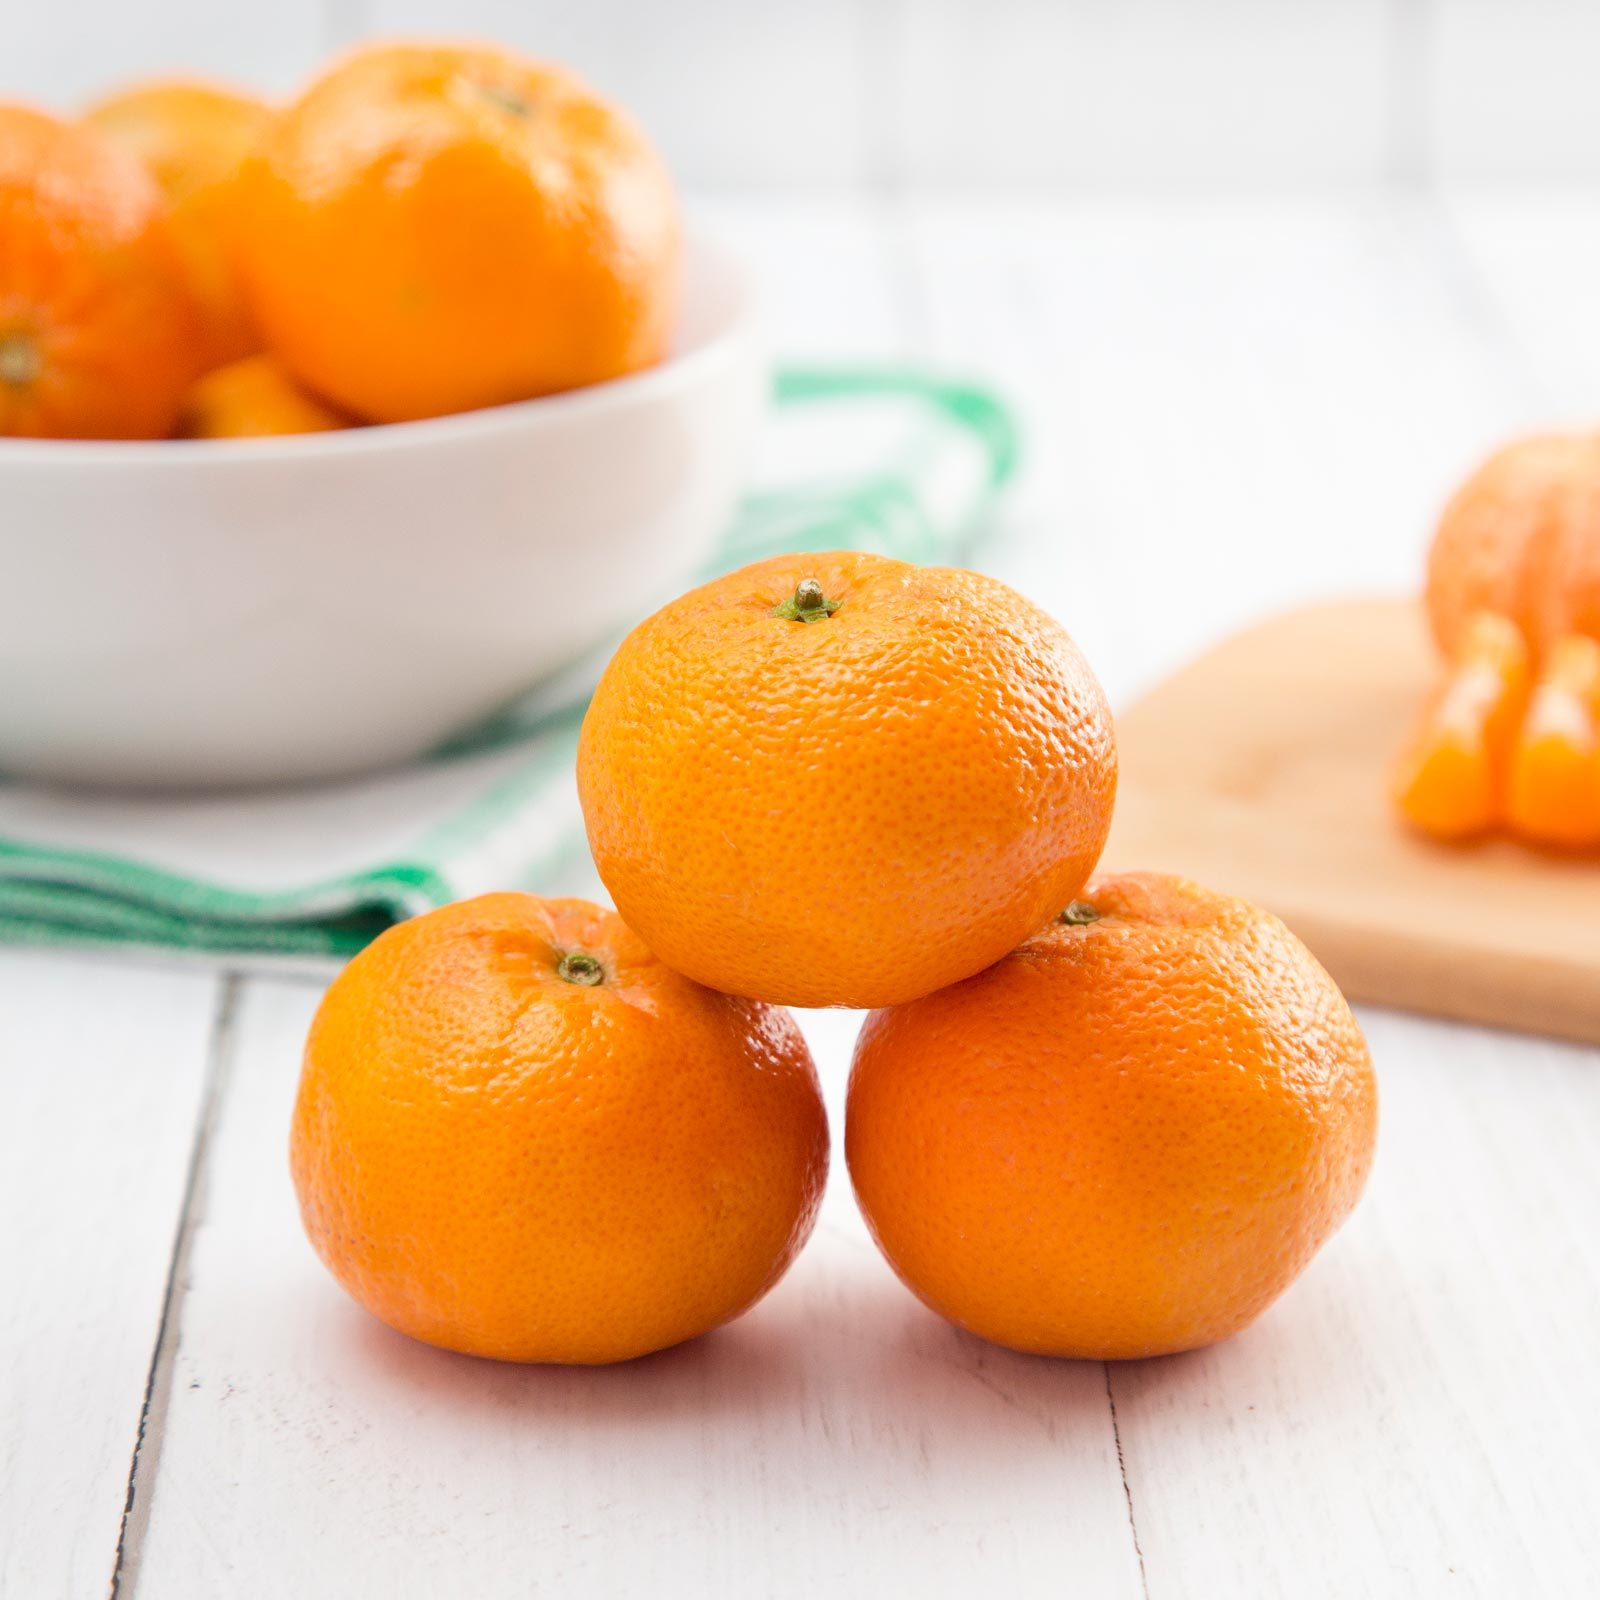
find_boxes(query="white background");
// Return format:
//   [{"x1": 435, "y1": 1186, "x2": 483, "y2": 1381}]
[{"x1": 7, "y1": 0, "x2": 1600, "y2": 190}]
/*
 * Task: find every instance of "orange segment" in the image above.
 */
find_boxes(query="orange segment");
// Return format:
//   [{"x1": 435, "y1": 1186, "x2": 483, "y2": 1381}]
[
  {"x1": 1507, "y1": 633, "x2": 1600, "y2": 848},
  {"x1": 1393, "y1": 611, "x2": 1531, "y2": 840},
  {"x1": 177, "y1": 353, "x2": 349, "y2": 439}
]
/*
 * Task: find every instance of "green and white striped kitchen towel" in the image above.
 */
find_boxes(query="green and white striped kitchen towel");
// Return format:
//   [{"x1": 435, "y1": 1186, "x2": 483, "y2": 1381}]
[{"x1": 0, "y1": 367, "x2": 1017, "y2": 967}]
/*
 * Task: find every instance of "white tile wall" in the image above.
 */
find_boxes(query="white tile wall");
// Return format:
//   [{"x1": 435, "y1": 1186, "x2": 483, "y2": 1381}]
[
  {"x1": 0, "y1": 0, "x2": 325, "y2": 106},
  {"x1": 364, "y1": 0, "x2": 878, "y2": 187},
  {"x1": 3, "y1": 0, "x2": 1599, "y2": 188},
  {"x1": 887, "y1": 0, "x2": 1393, "y2": 189},
  {"x1": 1426, "y1": 0, "x2": 1600, "y2": 183}
]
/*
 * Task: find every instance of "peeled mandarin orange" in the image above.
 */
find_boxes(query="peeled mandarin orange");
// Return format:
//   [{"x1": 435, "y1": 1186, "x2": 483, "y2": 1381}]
[
  {"x1": 237, "y1": 40, "x2": 680, "y2": 423},
  {"x1": 291, "y1": 893, "x2": 828, "y2": 1364},
  {"x1": 1408, "y1": 432, "x2": 1600, "y2": 844},
  {"x1": 577, "y1": 551, "x2": 1118, "y2": 1009},
  {"x1": 1401, "y1": 432, "x2": 1600, "y2": 846},
  {"x1": 846, "y1": 872, "x2": 1378, "y2": 1360}
]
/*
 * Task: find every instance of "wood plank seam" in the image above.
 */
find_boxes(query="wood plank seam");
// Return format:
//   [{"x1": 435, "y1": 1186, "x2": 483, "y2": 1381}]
[
  {"x1": 108, "y1": 975, "x2": 244, "y2": 1600},
  {"x1": 1105, "y1": 1364, "x2": 1151, "y2": 1600}
]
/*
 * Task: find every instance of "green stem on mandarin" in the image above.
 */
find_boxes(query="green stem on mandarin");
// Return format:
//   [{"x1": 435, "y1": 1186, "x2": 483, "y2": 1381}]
[
  {"x1": 473, "y1": 82, "x2": 532, "y2": 118},
  {"x1": 0, "y1": 332, "x2": 39, "y2": 389},
  {"x1": 771, "y1": 578, "x2": 841, "y2": 624},
  {"x1": 1061, "y1": 901, "x2": 1101, "y2": 926},
  {"x1": 557, "y1": 951, "x2": 605, "y2": 986}
]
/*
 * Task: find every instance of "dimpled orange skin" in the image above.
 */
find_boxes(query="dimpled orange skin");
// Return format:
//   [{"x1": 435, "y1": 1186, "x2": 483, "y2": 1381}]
[
  {"x1": 846, "y1": 873, "x2": 1378, "y2": 1360},
  {"x1": 238, "y1": 40, "x2": 681, "y2": 424},
  {"x1": 83, "y1": 78, "x2": 273, "y2": 366},
  {"x1": 178, "y1": 353, "x2": 351, "y2": 439},
  {"x1": 0, "y1": 104, "x2": 206, "y2": 439},
  {"x1": 290, "y1": 893, "x2": 828, "y2": 1365},
  {"x1": 577, "y1": 552, "x2": 1118, "y2": 1010},
  {"x1": 1427, "y1": 433, "x2": 1600, "y2": 659}
]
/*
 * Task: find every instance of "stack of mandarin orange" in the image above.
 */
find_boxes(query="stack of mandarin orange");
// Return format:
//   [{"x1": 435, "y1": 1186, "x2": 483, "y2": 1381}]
[
  {"x1": 2, "y1": 37, "x2": 1378, "y2": 1365},
  {"x1": 292, "y1": 552, "x2": 1380, "y2": 1366},
  {"x1": 0, "y1": 39, "x2": 678, "y2": 441}
]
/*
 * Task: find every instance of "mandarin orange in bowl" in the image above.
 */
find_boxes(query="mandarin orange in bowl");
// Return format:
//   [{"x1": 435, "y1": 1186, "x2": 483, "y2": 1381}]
[
  {"x1": 577, "y1": 551, "x2": 1117, "y2": 1009},
  {"x1": 238, "y1": 38, "x2": 681, "y2": 423},
  {"x1": 2, "y1": 45, "x2": 755, "y2": 789},
  {"x1": 845, "y1": 872, "x2": 1378, "y2": 1360},
  {"x1": 0, "y1": 102, "x2": 208, "y2": 439},
  {"x1": 291, "y1": 893, "x2": 829, "y2": 1365},
  {"x1": 83, "y1": 77, "x2": 273, "y2": 366},
  {"x1": 0, "y1": 225, "x2": 759, "y2": 786}
]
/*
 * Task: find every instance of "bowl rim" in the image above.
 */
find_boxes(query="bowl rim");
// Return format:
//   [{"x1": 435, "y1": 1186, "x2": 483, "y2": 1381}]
[{"x1": 0, "y1": 228, "x2": 760, "y2": 468}]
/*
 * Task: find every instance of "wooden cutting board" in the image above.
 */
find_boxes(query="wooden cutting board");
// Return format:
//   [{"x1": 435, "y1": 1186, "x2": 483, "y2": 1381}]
[{"x1": 1104, "y1": 599, "x2": 1600, "y2": 1045}]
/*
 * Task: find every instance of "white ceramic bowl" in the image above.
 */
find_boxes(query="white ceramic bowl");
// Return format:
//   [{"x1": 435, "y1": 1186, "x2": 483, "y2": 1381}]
[{"x1": 0, "y1": 234, "x2": 764, "y2": 789}]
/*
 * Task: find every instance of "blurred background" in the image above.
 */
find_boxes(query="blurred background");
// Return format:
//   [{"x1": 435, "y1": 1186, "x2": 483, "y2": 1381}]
[
  {"x1": 9, "y1": 0, "x2": 1600, "y2": 193},
  {"x1": 7, "y1": 3, "x2": 1600, "y2": 713},
  {"x1": 12, "y1": 0, "x2": 1585, "y2": 709}
]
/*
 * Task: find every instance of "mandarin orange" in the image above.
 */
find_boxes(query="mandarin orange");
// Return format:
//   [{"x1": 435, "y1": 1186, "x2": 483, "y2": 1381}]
[
  {"x1": 1426, "y1": 432, "x2": 1600, "y2": 659},
  {"x1": 84, "y1": 78, "x2": 272, "y2": 366},
  {"x1": 577, "y1": 552, "x2": 1118, "y2": 1009},
  {"x1": 0, "y1": 103, "x2": 206, "y2": 438},
  {"x1": 846, "y1": 872, "x2": 1377, "y2": 1360},
  {"x1": 292, "y1": 894, "x2": 828, "y2": 1364},
  {"x1": 1399, "y1": 432, "x2": 1600, "y2": 847},
  {"x1": 237, "y1": 40, "x2": 680, "y2": 423}
]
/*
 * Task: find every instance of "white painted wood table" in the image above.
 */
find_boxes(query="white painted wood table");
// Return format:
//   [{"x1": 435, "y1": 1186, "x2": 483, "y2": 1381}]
[{"x1": 4, "y1": 191, "x2": 1600, "y2": 1600}]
